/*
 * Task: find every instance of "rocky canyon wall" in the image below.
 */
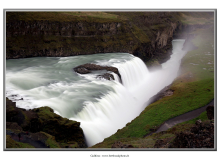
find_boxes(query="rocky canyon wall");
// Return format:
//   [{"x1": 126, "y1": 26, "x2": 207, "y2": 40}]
[
  {"x1": 6, "y1": 12, "x2": 213, "y2": 64},
  {"x1": 6, "y1": 12, "x2": 181, "y2": 64}
]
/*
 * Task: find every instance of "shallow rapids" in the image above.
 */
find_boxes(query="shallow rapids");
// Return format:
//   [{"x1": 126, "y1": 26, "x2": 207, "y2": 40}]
[{"x1": 6, "y1": 39, "x2": 186, "y2": 146}]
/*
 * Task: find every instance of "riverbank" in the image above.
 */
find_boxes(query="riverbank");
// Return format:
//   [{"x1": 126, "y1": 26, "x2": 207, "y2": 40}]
[
  {"x1": 146, "y1": 99, "x2": 214, "y2": 136},
  {"x1": 6, "y1": 98, "x2": 87, "y2": 148}
]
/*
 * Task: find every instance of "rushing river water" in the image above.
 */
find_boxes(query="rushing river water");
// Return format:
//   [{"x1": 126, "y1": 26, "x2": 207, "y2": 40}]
[{"x1": 6, "y1": 39, "x2": 186, "y2": 147}]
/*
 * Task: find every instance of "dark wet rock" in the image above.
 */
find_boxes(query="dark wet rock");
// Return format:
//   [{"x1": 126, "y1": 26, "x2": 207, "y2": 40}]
[
  {"x1": 206, "y1": 105, "x2": 214, "y2": 120},
  {"x1": 169, "y1": 120, "x2": 214, "y2": 148},
  {"x1": 6, "y1": 135, "x2": 35, "y2": 148},
  {"x1": 74, "y1": 63, "x2": 121, "y2": 82},
  {"x1": 74, "y1": 67, "x2": 91, "y2": 74},
  {"x1": 74, "y1": 63, "x2": 120, "y2": 76},
  {"x1": 154, "y1": 138, "x2": 174, "y2": 148},
  {"x1": 6, "y1": 98, "x2": 87, "y2": 148},
  {"x1": 97, "y1": 73, "x2": 114, "y2": 80},
  {"x1": 195, "y1": 119, "x2": 202, "y2": 126},
  {"x1": 111, "y1": 141, "x2": 134, "y2": 148},
  {"x1": 6, "y1": 99, "x2": 26, "y2": 126},
  {"x1": 154, "y1": 139, "x2": 166, "y2": 148},
  {"x1": 6, "y1": 129, "x2": 59, "y2": 148},
  {"x1": 6, "y1": 122, "x2": 23, "y2": 131}
]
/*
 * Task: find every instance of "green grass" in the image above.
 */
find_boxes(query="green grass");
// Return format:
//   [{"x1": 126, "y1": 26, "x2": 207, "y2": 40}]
[{"x1": 92, "y1": 110, "x2": 210, "y2": 148}]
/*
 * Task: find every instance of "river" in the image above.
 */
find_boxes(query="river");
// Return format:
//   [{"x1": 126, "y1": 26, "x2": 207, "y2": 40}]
[{"x1": 6, "y1": 39, "x2": 186, "y2": 146}]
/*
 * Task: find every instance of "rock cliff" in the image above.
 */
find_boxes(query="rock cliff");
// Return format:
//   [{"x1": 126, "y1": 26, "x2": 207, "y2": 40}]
[
  {"x1": 6, "y1": 12, "x2": 214, "y2": 64},
  {"x1": 6, "y1": 98, "x2": 87, "y2": 148},
  {"x1": 6, "y1": 12, "x2": 182, "y2": 65}
]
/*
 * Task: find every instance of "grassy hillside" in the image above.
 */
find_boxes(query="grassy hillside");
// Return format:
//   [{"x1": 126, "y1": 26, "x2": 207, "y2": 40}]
[
  {"x1": 6, "y1": 12, "x2": 123, "y2": 23},
  {"x1": 91, "y1": 22, "x2": 215, "y2": 148}
]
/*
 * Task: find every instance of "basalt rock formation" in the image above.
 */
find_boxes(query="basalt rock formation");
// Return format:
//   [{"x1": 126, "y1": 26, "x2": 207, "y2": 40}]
[
  {"x1": 6, "y1": 98, "x2": 87, "y2": 148},
  {"x1": 168, "y1": 119, "x2": 214, "y2": 148},
  {"x1": 5, "y1": 12, "x2": 182, "y2": 65}
]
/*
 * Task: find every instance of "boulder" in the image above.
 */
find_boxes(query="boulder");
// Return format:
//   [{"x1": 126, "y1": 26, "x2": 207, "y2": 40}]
[
  {"x1": 111, "y1": 141, "x2": 134, "y2": 148},
  {"x1": 74, "y1": 67, "x2": 91, "y2": 74},
  {"x1": 154, "y1": 139, "x2": 166, "y2": 148},
  {"x1": 73, "y1": 63, "x2": 122, "y2": 82},
  {"x1": 206, "y1": 105, "x2": 214, "y2": 120},
  {"x1": 169, "y1": 120, "x2": 214, "y2": 148},
  {"x1": 33, "y1": 107, "x2": 86, "y2": 147}
]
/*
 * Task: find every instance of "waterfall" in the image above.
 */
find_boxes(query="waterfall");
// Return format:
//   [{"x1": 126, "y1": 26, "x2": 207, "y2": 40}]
[
  {"x1": 6, "y1": 39, "x2": 186, "y2": 147},
  {"x1": 71, "y1": 57, "x2": 150, "y2": 146}
]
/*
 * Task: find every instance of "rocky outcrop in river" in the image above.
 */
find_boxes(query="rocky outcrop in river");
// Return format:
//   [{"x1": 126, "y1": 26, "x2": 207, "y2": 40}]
[{"x1": 74, "y1": 63, "x2": 122, "y2": 82}]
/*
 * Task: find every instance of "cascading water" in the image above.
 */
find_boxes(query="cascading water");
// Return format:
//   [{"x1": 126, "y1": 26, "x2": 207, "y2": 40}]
[{"x1": 6, "y1": 39, "x2": 186, "y2": 147}]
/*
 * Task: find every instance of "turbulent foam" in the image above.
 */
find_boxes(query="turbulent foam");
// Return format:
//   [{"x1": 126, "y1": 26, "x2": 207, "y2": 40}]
[{"x1": 6, "y1": 40, "x2": 186, "y2": 147}]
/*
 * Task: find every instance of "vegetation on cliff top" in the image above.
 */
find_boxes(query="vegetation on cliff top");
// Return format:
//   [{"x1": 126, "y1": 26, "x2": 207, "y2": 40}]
[{"x1": 6, "y1": 12, "x2": 123, "y2": 23}]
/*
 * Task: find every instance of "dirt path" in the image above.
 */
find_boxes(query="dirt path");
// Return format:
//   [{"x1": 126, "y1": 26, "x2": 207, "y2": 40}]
[
  {"x1": 156, "y1": 100, "x2": 214, "y2": 133},
  {"x1": 144, "y1": 99, "x2": 214, "y2": 137}
]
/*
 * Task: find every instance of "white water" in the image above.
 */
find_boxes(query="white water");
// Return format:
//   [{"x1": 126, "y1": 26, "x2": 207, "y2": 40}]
[{"x1": 6, "y1": 39, "x2": 186, "y2": 147}]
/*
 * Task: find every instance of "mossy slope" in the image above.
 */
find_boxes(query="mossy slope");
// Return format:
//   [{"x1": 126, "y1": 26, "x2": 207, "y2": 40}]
[{"x1": 6, "y1": 98, "x2": 86, "y2": 148}]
